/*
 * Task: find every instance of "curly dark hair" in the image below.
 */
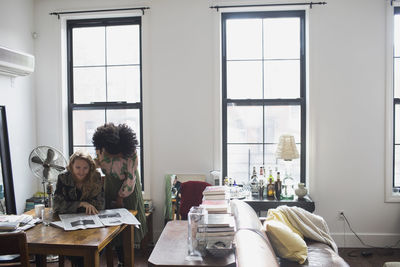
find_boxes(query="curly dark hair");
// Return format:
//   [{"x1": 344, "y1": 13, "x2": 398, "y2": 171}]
[{"x1": 92, "y1": 123, "x2": 138, "y2": 158}]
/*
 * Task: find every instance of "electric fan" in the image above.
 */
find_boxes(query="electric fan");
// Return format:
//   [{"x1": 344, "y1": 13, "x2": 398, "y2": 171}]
[{"x1": 28, "y1": 146, "x2": 67, "y2": 205}]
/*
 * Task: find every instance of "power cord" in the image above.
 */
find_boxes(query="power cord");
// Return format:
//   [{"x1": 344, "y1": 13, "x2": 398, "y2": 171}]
[{"x1": 341, "y1": 212, "x2": 400, "y2": 249}]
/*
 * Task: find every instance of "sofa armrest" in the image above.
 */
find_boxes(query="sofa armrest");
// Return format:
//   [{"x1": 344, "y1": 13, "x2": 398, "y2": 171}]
[{"x1": 235, "y1": 229, "x2": 279, "y2": 267}]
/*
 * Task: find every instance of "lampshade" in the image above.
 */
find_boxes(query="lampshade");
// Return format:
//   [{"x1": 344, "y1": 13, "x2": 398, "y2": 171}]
[{"x1": 276, "y1": 135, "x2": 299, "y2": 161}]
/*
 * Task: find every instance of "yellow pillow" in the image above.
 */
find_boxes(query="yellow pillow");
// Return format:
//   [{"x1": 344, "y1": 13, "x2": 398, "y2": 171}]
[
  {"x1": 266, "y1": 209, "x2": 303, "y2": 239},
  {"x1": 265, "y1": 220, "x2": 308, "y2": 264}
]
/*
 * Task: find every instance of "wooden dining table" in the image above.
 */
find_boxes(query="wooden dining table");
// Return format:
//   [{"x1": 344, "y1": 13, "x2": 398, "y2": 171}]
[{"x1": 24, "y1": 209, "x2": 137, "y2": 267}]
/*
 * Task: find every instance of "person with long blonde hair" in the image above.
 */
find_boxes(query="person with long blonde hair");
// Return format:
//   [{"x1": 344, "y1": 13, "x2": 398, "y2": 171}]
[{"x1": 53, "y1": 151, "x2": 104, "y2": 215}]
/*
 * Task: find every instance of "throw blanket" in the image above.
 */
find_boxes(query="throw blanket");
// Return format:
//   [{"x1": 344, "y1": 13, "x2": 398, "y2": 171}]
[
  {"x1": 164, "y1": 174, "x2": 173, "y2": 221},
  {"x1": 277, "y1": 205, "x2": 338, "y2": 253}
]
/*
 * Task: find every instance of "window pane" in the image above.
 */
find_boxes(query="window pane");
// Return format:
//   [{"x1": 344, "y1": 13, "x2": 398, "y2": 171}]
[
  {"x1": 395, "y1": 59, "x2": 400, "y2": 98},
  {"x1": 73, "y1": 67, "x2": 106, "y2": 104},
  {"x1": 265, "y1": 105, "x2": 301, "y2": 143},
  {"x1": 396, "y1": 105, "x2": 400, "y2": 144},
  {"x1": 106, "y1": 109, "x2": 141, "y2": 145},
  {"x1": 73, "y1": 110, "x2": 105, "y2": 146},
  {"x1": 107, "y1": 66, "x2": 141, "y2": 103},
  {"x1": 228, "y1": 106, "x2": 263, "y2": 143},
  {"x1": 73, "y1": 27, "x2": 105, "y2": 66},
  {"x1": 263, "y1": 18, "x2": 300, "y2": 59},
  {"x1": 73, "y1": 146, "x2": 97, "y2": 159},
  {"x1": 395, "y1": 15, "x2": 400, "y2": 57},
  {"x1": 226, "y1": 19, "x2": 262, "y2": 60},
  {"x1": 264, "y1": 60, "x2": 300, "y2": 99},
  {"x1": 395, "y1": 145, "x2": 400, "y2": 187},
  {"x1": 266, "y1": 144, "x2": 301, "y2": 185},
  {"x1": 107, "y1": 25, "x2": 140, "y2": 65},
  {"x1": 227, "y1": 144, "x2": 263, "y2": 185},
  {"x1": 227, "y1": 61, "x2": 262, "y2": 99}
]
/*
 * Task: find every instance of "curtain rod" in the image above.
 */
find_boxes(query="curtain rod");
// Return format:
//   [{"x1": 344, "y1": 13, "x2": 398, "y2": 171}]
[
  {"x1": 49, "y1": 7, "x2": 150, "y2": 19},
  {"x1": 210, "y1": 2, "x2": 327, "y2": 11}
]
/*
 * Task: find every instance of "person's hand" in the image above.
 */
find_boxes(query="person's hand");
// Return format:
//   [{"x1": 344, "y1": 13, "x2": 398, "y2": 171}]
[
  {"x1": 114, "y1": 196, "x2": 124, "y2": 208},
  {"x1": 80, "y1": 201, "x2": 99, "y2": 214}
]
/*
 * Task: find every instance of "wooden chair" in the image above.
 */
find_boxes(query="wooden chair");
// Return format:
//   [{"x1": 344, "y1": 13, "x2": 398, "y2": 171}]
[{"x1": 0, "y1": 231, "x2": 30, "y2": 267}]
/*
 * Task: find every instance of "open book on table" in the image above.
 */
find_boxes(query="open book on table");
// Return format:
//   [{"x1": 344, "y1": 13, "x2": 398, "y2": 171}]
[{"x1": 58, "y1": 208, "x2": 140, "y2": 231}]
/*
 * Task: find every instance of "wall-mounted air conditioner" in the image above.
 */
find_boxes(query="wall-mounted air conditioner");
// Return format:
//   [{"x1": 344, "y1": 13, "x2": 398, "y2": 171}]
[{"x1": 0, "y1": 46, "x2": 34, "y2": 77}]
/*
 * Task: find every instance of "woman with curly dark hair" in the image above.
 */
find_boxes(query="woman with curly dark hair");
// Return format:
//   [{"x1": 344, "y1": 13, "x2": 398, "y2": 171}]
[{"x1": 92, "y1": 123, "x2": 147, "y2": 266}]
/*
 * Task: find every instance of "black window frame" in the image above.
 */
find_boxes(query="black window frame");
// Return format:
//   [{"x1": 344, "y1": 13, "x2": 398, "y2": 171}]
[
  {"x1": 221, "y1": 10, "x2": 306, "y2": 183},
  {"x1": 66, "y1": 16, "x2": 144, "y2": 188},
  {"x1": 394, "y1": 8, "x2": 400, "y2": 189}
]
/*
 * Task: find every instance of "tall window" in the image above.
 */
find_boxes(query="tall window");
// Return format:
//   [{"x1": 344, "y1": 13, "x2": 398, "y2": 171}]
[
  {"x1": 67, "y1": 17, "x2": 144, "y2": 185},
  {"x1": 222, "y1": 11, "x2": 306, "y2": 185},
  {"x1": 394, "y1": 8, "x2": 400, "y2": 189}
]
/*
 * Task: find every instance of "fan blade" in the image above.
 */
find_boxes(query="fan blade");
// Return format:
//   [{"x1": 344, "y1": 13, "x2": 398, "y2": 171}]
[
  {"x1": 31, "y1": 156, "x2": 44, "y2": 165},
  {"x1": 44, "y1": 148, "x2": 55, "y2": 165},
  {"x1": 49, "y1": 164, "x2": 66, "y2": 172},
  {"x1": 43, "y1": 167, "x2": 50, "y2": 181}
]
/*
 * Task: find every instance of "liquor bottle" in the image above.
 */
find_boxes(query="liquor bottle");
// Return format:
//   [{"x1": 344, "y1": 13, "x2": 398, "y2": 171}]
[
  {"x1": 268, "y1": 169, "x2": 274, "y2": 183},
  {"x1": 250, "y1": 166, "x2": 259, "y2": 196},
  {"x1": 224, "y1": 177, "x2": 229, "y2": 186},
  {"x1": 267, "y1": 178, "x2": 275, "y2": 199},
  {"x1": 275, "y1": 172, "x2": 282, "y2": 200}
]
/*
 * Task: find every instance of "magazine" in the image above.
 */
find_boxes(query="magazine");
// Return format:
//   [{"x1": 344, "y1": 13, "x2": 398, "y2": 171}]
[
  {"x1": 59, "y1": 213, "x2": 103, "y2": 231},
  {"x1": 58, "y1": 208, "x2": 140, "y2": 231},
  {"x1": 98, "y1": 208, "x2": 140, "y2": 226}
]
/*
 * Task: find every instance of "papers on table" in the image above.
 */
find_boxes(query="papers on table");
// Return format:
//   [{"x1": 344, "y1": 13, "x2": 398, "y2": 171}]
[
  {"x1": 59, "y1": 213, "x2": 103, "y2": 231},
  {"x1": 57, "y1": 208, "x2": 140, "y2": 231},
  {"x1": 98, "y1": 208, "x2": 140, "y2": 226},
  {"x1": 0, "y1": 214, "x2": 40, "y2": 232}
]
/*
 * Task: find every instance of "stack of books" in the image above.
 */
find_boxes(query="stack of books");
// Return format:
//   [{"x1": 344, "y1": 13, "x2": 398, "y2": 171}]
[
  {"x1": 200, "y1": 214, "x2": 235, "y2": 236},
  {"x1": 197, "y1": 213, "x2": 236, "y2": 256},
  {"x1": 200, "y1": 199, "x2": 229, "y2": 214},
  {"x1": 201, "y1": 186, "x2": 230, "y2": 214},
  {"x1": 202, "y1": 186, "x2": 227, "y2": 200}
]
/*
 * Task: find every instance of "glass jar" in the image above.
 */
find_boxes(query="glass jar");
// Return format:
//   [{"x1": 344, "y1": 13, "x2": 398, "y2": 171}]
[
  {"x1": 187, "y1": 206, "x2": 208, "y2": 259},
  {"x1": 281, "y1": 176, "x2": 294, "y2": 200}
]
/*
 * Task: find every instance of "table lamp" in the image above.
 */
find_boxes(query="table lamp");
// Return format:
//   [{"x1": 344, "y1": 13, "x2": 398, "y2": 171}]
[{"x1": 275, "y1": 135, "x2": 299, "y2": 200}]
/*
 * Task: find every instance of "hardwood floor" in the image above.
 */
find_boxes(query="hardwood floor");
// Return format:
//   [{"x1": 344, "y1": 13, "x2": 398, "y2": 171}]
[
  {"x1": 339, "y1": 248, "x2": 400, "y2": 267},
  {"x1": 28, "y1": 247, "x2": 400, "y2": 266}
]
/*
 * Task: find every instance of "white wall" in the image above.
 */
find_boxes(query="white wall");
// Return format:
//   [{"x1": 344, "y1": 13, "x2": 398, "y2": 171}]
[
  {"x1": 33, "y1": 0, "x2": 400, "y2": 247},
  {"x1": 0, "y1": 0, "x2": 38, "y2": 213}
]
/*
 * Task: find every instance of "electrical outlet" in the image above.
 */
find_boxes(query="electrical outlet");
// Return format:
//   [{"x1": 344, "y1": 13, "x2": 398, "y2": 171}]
[{"x1": 337, "y1": 210, "x2": 344, "y2": 220}]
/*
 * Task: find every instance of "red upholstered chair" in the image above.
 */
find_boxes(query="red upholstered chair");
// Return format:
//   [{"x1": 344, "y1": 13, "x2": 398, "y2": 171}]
[{"x1": 179, "y1": 181, "x2": 211, "y2": 220}]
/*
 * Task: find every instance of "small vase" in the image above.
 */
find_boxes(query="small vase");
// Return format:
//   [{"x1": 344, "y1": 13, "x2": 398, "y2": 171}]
[{"x1": 295, "y1": 183, "x2": 307, "y2": 199}]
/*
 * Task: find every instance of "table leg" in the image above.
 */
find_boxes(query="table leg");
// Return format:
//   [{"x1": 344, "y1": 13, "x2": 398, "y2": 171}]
[
  {"x1": 58, "y1": 255, "x2": 65, "y2": 267},
  {"x1": 35, "y1": 254, "x2": 47, "y2": 267},
  {"x1": 106, "y1": 245, "x2": 114, "y2": 267},
  {"x1": 122, "y1": 225, "x2": 134, "y2": 267},
  {"x1": 84, "y1": 249, "x2": 100, "y2": 267}
]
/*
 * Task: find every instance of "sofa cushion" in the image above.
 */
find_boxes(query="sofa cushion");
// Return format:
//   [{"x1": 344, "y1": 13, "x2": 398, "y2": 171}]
[
  {"x1": 265, "y1": 220, "x2": 308, "y2": 264},
  {"x1": 266, "y1": 208, "x2": 304, "y2": 238},
  {"x1": 279, "y1": 241, "x2": 349, "y2": 267}
]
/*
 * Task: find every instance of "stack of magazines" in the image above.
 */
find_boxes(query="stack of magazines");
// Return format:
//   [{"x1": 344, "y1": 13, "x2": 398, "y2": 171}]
[
  {"x1": 200, "y1": 186, "x2": 230, "y2": 214},
  {"x1": 198, "y1": 186, "x2": 235, "y2": 257}
]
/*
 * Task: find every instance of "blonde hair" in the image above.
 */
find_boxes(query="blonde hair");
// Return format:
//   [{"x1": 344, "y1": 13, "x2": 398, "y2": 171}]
[{"x1": 68, "y1": 151, "x2": 101, "y2": 200}]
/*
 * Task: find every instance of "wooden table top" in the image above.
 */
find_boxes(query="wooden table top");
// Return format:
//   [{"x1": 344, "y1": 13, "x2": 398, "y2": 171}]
[
  {"x1": 24, "y1": 209, "x2": 137, "y2": 251},
  {"x1": 148, "y1": 220, "x2": 235, "y2": 267}
]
